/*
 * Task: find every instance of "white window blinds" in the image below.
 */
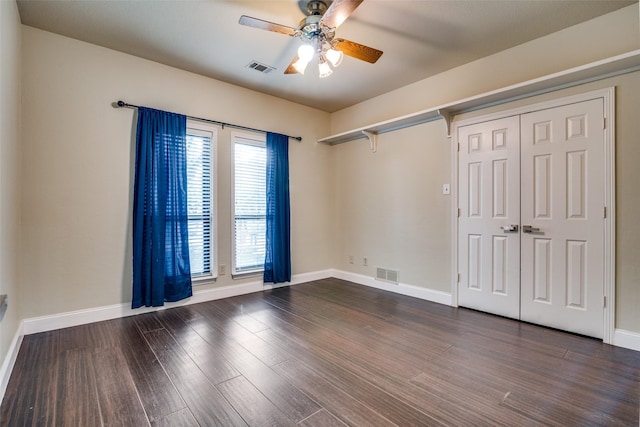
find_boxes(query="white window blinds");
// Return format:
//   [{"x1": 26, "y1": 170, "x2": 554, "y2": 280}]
[
  {"x1": 233, "y1": 135, "x2": 266, "y2": 274},
  {"x1": 186, "y1": 125, "x2": 216, "y2": 278}
]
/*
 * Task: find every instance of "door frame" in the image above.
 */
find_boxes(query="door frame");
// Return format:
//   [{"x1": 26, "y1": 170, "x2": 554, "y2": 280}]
[{"x1": 450, "y1": 88, "x2": 615, "y2": 344}]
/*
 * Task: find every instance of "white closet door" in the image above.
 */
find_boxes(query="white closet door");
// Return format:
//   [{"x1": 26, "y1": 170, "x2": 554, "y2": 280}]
[
  {"x1": 520, "y1": 99, "x2": 604, "y2": 338},
  {"x1": 458, "y1": 116, "x2": 521, "y2": 319}
]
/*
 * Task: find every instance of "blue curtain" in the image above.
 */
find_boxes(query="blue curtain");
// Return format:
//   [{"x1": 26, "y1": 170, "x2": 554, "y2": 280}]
[
  {"x1": 264, "y1": 132, "x2": 291, "y2": 283},
  {"x1": 132, "y1": 107, "x2": 192, "y2": 308}
]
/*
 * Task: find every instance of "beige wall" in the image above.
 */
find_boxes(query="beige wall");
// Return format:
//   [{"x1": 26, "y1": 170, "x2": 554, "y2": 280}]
[
  {"x1": 330, "y1": 5, "x2": 640, "y2": 333},
  {"x1": 333, "y1": 120, "x2": 452, "y2": 291},
  {"x1": 0, "y1": 0, "x2": 22, "y2": 371},
  {"x1": 20, "y1": 26, "x2": 333, "y2": 319}
]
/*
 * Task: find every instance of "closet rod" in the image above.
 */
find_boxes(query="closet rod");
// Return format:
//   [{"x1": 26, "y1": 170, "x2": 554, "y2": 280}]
[{"x1": 114, "y1": 100, "x2": 302, "y2": 141}]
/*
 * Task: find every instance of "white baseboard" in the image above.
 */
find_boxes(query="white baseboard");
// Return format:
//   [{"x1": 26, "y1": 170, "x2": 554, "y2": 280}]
[
  {"x1": 613, "y1": 329, "x2": 640, "y2": 352},
  {"x1": 286, "y1": 269, "x2": 334, "y2": 286},
  {"x1": 0, "y1": 323, "x2": 24, "y2": 403},
  {"x1": 19, "y1": 268, "x2": 451, "y2": 337},
  {"x1": 331, "y1": 269, "x2": 453, "y2": 306},
  {"x1": 22, "y1": 269, "x2": 334, "y2": 336}
]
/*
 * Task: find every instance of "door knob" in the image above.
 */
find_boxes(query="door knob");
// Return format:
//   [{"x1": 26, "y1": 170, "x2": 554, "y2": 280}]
[
  {"x1": 522, "y1": 225, "x2": 540, "y2": 233},
  {"x1": 501, "y1": 225, "x2": 519, "y2": 232}
]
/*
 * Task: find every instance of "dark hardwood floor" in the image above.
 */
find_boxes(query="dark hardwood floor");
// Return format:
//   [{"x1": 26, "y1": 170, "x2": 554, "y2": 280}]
[{"x1": 1, "y1": 278, "x2": 638, "y2": 426}]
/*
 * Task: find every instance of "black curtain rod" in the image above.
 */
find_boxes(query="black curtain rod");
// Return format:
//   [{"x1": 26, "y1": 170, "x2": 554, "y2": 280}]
[{"x1": 115, "y1": 100, "x2": 302, "y2": 142}]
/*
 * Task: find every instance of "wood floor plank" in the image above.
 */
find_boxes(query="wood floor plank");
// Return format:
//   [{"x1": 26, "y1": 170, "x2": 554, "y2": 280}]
[
  {"x1": 272, "y1": 358, "x2": 397, "y2": 427},
  {"x1": 215, "y1": 306, "x2": 270, "y2": 334},
  {"x1": 0, "y1": 336, "x2": 50, "y2": 424},
  {"x1": 155, "y1": 308, "x2": 241, "y2": 384},
  {"x1": 132, "y1": 311, "x2": 166, "y2": 334},
  {"x1": 298, "y1": 279, "x2": 462, "y2": 330},
  {"x1": 26, "y1": 358, "x2": 60, "y2": 426},
  {"x1": 0, "y1": 333, "x2": 62, "y2": 426},
  {"x1": 444, "y1": 331, "x2": 634, "y2": 406},
  {"x1": 592, "y1": 342, "x2": 640, "y2": 367},
  {"x1": 92, "y1": 346, "x2": 150, "y2": 426},
  {"x1": 193, "y1": 298, "x2": 290, "y2": 366},
  {"x1": 500, "y1": 388, "x2": 621, "y2": 426},
  {"x1": 187, "y1": 309, "x2": 322, "y2": 423},
  {"x1": 260, "y1": 289, "x2": 450, "y2": 369},
  {"x1": 150, "y1": 408, "x2": 200, "y2": 427},
  {"x1": 111, "y1": 316, "x2": 187, "y2": 423},
  {"x1": 252, "y1": 289, "x2": 593, "y2": 426},
  {"x1": 4, "y1": 331, "x2": 59, "y2": 387},
  {"x1": 425, "y1": 339, "x2": 639, "y2": 424},
  {"x1": 259, "y1": 324, "x2": 536, "y2": 426},
  {"x1": 257, "y1": 293, "x2": 425, "y2": 381},
  {"x1": 304, "y1": 279, "x2": 556, "y2": 350},
  {"x1": 298, "y1": 409, "x2": 349, "y2": 427},
  {"x1": 142, "y1": 328, "x2": 248, "y2": 427},
  {"x1": 216, "y1": 375, "x2": 298, "y2": 427},
  {"x1": 2, "y1": 278, "x2": 638, "y2": 426},
  {"x1": 56, "y1": 349, "x2": 102, "y2": 427},
  {"x1": 254, "y1": 328, "x2": 449, "y2": 426},
  {"x1": 57, "y1": 321, "x2": 120, "y2": 354}
]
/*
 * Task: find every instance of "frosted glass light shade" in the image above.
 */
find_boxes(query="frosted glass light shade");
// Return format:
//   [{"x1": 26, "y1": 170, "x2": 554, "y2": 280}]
[
  {"x1": 292, "y1": 58, "x2": 309, "y2": 74},
  {"x1": 297, "y1": 44, "x2": 315, "y2": 62},
  {"x1": 325, "y1": 48, "x2": 343, "y2": 67},
  {"x1": 318, "y1": 60, "x2": 333, "y2": 78}
]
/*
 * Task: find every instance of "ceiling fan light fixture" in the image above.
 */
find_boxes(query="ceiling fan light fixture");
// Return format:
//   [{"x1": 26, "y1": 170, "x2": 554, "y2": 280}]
[
  {"x1": 297, "y1": 43, "x2": 315, "y2": 62},
  {"x1": 318, "y1": 56, "x2": 333, "y2": 78},
  {"x1": 239, "y1": 0, "x2": 383, "y2": 78},
  {"x1": 325, "y1": 48, "x2": 343, "y2": 67}
]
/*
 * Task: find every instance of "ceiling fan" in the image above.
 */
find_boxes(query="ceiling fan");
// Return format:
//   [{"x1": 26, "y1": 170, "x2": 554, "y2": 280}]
[{"x1": 239, "y1": 0, "x2": 383, "y2": 78}]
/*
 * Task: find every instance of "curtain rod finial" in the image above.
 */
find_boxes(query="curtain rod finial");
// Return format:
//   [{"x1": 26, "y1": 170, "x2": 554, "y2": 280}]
[{"x1": 117, "y1": 100, "x2": 126, "y2": 107}]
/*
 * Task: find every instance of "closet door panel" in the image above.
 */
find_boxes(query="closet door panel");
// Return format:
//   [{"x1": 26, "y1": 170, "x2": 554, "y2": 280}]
[
  {"x1": 520, "y1": 99, "x2": 604, "y2": 339},
  {"x1": 458, "y1": 116, "x2": 520, "y2": 319}
]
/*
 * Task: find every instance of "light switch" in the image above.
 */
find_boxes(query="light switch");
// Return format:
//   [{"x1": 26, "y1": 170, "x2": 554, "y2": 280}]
[{"x1": 442, "y1": 184, "x2": 451, "y2": 195}]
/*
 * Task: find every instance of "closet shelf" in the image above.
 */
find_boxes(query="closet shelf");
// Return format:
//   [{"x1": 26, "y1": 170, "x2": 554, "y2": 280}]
[{"x1": 318, "y1": 49, "x2": 640, "y2": 146}]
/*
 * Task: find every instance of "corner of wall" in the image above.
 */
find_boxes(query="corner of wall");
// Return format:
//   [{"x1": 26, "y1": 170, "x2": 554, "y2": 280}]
[{"x1": 0, "y1": 0, "x2": 24, "y2": 404}]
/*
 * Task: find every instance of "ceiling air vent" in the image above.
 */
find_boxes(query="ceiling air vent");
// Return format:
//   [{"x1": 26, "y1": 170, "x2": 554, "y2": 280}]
[{"x1": 246, "y1": 61, "x2": 276, "y2": 74}]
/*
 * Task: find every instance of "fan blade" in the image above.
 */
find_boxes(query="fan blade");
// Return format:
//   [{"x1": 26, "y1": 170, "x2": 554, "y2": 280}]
[
  {"x1": 321, "y1": 0, "x2": 364, "y2": 29},
  {"x1": 284, "y1": 56, "x2": 301, "y2": 74},
  {"x1": 334, "y1": 38, "x2": 383, "y2": 63},
  {"x1": 239, "y1": 15, "x2": 297, "y2": 36}
]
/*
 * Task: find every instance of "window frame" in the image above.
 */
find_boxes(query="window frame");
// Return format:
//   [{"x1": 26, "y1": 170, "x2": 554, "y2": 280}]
[
  {"x1": 186, "y1": 120, "x2": 218, "y2": 283},
  {"x1": 231, "y1": 130, "x2": 267, "y2": 277}
]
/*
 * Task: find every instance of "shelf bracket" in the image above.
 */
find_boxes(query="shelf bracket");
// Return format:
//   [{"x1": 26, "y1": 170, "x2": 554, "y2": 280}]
[
  {"x1": 437, "y1": 108, "x2": 452, "y2": 137},
  {"x1": 362, "y1": 130, "x2": 378, "y2": 153}
]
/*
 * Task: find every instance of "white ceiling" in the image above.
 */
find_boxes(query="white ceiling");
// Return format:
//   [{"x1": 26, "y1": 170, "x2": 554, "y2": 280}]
[{"x1": 16, "y1": 0, "x2": 634, "y2": 112}]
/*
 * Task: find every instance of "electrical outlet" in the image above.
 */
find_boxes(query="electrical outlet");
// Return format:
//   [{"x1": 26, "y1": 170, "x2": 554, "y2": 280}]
[
  {"x1": 363, "y1": 257, "x2": 368, "y2": 266},
  {"x1": 348, "y1": 255, "x2": 354, "y2": 264},
  {"x1": 219, "y1": 264, "x2": 226, "y2": 275}
]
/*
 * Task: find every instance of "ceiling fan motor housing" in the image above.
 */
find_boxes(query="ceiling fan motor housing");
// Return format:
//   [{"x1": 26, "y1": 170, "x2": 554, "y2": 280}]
[
  {"x1": 299, "y1": 15, "x2": 322, "y2": 39},
  {"x1": 304, "y1": 0, "x2": 329, "y2": 16}
]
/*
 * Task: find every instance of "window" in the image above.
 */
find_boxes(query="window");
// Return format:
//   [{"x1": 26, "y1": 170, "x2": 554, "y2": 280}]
[
  {"x1": 233, "y1": 132, "x2": 266, "y2": 275},
  {"x1": 186, "y1": 121, "x2": 217, "y2": 280}
]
